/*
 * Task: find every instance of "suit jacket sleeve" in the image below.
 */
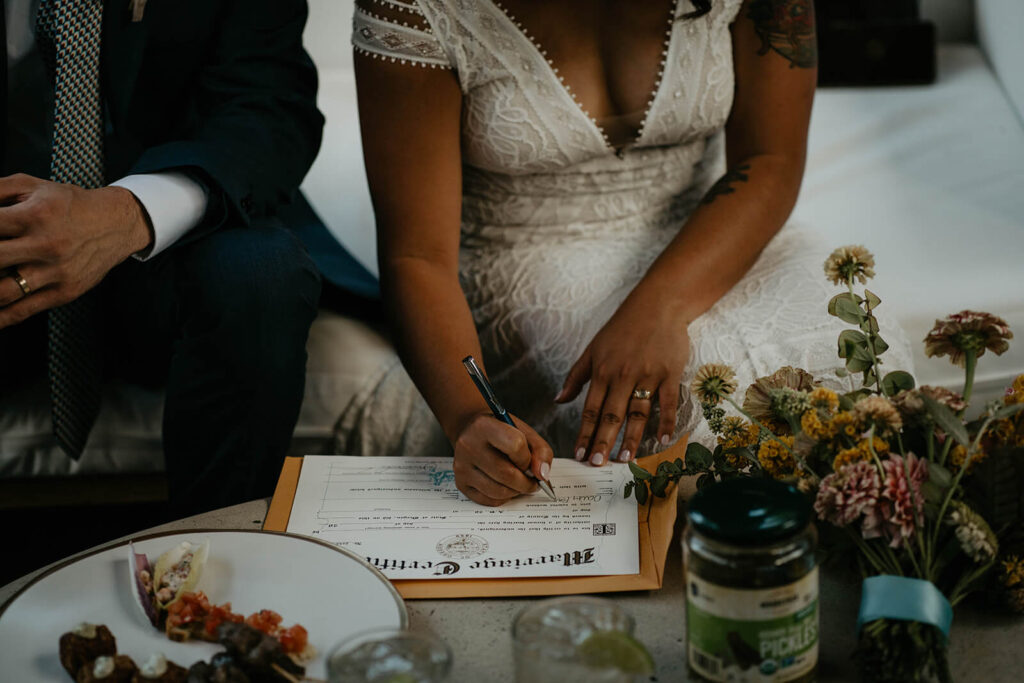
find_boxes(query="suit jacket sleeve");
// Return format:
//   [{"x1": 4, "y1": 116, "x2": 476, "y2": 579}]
[{"x1": 125, "y1": 0, "x2": 324, "y2": 233}]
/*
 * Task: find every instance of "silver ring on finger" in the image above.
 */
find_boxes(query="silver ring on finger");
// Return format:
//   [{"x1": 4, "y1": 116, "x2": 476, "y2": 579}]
[
  {"x1": 631, "y1": 387, "x2": 652, "y2": 401},
  {"x1": 8, "y1": 268, "x2": 31, "y2": 298}
]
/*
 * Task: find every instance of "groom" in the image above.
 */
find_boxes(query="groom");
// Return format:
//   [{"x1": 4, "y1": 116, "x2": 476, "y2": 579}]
[{"x1": 0, "y1": 0, "x2": 326, "y2": 513}]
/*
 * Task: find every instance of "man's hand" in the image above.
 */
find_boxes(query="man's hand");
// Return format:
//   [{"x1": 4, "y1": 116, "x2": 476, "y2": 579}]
[{"x1": 0, "y1": 174, "x2": 152, "y2": 328}]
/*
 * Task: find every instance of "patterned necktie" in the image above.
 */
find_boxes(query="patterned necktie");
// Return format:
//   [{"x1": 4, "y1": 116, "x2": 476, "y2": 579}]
[{"x1": 36, "y1": 0, "x2": 106, "y2": 459}]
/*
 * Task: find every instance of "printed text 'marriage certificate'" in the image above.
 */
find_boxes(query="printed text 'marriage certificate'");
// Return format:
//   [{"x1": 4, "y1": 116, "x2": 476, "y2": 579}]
[{"x1": 286, "y1": 456, "x2": 640, "y2": 579}]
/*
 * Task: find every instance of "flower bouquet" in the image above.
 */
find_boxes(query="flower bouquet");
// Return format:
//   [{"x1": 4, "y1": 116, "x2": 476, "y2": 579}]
[{"x1": 626, "y1": 246, "x2": 1024, "y2": 682}]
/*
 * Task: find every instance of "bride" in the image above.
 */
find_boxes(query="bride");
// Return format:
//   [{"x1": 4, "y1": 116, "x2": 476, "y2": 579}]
[{"x1": 345, "y1": 0, "x2": 910, "y2": 506}]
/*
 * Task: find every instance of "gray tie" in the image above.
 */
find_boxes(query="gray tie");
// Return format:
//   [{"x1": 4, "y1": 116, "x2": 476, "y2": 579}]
[{"x1": 36, "y1": 0, "x2": 105, "y2": 458}]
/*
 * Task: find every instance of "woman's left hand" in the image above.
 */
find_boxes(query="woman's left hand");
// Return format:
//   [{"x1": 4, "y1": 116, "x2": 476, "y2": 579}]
[{"x1": 555, "y1": 298, "x2": 690, "y2": 465}]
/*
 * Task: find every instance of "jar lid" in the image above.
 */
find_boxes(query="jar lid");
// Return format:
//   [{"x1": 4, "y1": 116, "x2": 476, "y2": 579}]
[{"x1": 687, "y1": 478, "x2": 811, "y2": 545}]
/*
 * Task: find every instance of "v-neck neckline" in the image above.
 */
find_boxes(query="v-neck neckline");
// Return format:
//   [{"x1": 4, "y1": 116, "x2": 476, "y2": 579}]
[{"x1": 488, "y1": 0, "x2": 679, "y2": 156}]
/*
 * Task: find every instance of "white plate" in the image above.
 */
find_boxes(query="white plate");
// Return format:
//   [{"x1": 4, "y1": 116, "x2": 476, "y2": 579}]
[{"x1": 0, "y1": 529, "x2": 407, "y2": 680}]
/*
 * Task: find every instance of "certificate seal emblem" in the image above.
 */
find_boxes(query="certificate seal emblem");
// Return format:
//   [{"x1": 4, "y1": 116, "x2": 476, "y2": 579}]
[{"x1": 436, "y1": 534, "x2": 489, "y2": 560}]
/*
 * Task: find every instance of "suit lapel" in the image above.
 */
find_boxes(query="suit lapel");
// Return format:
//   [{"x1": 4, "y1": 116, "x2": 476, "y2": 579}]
[{"x1": 102, "y1": 0, "x2": 149, "y2": 134}]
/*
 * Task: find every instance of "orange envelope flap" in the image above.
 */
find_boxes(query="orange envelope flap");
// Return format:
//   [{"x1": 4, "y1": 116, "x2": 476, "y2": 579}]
[{"x1": 264, "y1": 444, "x2": 685, "y2": 599}]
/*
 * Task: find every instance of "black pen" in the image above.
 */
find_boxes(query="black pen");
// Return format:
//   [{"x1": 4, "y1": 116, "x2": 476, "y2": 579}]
[{"x1": 461, "y1": 355, "x2": 558, "y2": 501}]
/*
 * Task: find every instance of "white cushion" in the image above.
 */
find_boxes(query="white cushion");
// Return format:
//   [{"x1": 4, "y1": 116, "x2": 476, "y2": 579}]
[{"x1": 793, "y1": 45, "x2": 1024, "y2": 400}]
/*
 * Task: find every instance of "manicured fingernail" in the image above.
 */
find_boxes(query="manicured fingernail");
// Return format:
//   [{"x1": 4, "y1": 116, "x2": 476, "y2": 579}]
[
  {"x1": 575, "y1": 447, "x2": 585, "y2": 461},
  {"x1": 540, "y1": 461, "x2": 551, "y2": 479},
  {"x1": 590, "y1": 452, "x2": 605, "y2": 466},
  {"x1": 526, "y1": 469, "x2": 535, "y2": 478},
  {"x1": 618, "y1": 450, "x2": 631, "y2": 462},
  {"x1": 660, "y1": 434, "x2": 670, "y2": 446}
]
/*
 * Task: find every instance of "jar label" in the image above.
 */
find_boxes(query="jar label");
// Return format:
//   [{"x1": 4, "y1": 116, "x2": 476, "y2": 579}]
[{"x1": 686, "y1": 568, "x2": 818, "y2": 682}]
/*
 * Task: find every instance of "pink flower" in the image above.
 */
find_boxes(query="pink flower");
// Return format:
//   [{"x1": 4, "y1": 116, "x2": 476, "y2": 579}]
[
  {"x1": 872, "y1": 453, "x2": 928, "y2": 548},
  {"x1": 924, "y1": 310, "x2": 1013, "y2": 367},
  {"x1": 814, "y1": 461, "x2": 881, "y2": 527}
]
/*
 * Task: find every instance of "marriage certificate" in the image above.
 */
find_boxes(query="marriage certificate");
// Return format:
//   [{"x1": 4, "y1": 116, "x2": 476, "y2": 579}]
[{"x1": 285, "y1": 456, "x2": 639, "y2": 579}]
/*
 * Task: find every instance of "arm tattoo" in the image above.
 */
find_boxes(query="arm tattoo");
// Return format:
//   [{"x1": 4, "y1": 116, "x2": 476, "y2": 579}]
[
  {"x1": 701, "y1": 164, "x2": 750, "y2": 205},
  {"x1": 747, "y1": 0, "x2": 817, "y2": 69}
]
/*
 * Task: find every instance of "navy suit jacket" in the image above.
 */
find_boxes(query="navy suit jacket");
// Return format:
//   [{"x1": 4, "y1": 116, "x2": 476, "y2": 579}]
[{"x1": 0, "y1": 0, "x2": 378, "y2": 298}]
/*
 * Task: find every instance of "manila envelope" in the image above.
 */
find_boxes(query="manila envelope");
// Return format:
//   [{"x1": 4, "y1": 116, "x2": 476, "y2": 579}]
[{"x1": 263, "y1": 443, "x2": 684, "y2": 599}]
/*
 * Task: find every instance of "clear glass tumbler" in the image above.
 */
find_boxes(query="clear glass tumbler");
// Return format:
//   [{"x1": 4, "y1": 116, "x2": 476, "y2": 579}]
[
  {"x1": 326, "y1": 628, "x2": 452, "y2": 683},
  {"x1": 512, "y1": 596, "x2": 647, "y2": 683}
]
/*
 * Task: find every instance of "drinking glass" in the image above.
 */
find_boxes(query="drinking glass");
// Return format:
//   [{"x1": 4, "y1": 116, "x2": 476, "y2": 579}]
[
  {"x1": 512, "y1": 596, "x2": 646, "y2": 683},
  {"x1": 326, "y1": 628, "x2": 452, "y2": 683}
]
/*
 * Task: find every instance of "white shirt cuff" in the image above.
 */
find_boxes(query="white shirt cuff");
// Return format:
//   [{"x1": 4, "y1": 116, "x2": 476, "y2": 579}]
[{"x1": 110, "y1": 172, "x2": 209, "y2": 261}]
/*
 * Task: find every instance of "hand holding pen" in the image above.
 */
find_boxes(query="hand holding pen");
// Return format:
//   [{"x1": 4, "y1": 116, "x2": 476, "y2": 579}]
[{"x1": 464, "y1": 358, "x2": 561, "y2": 501}]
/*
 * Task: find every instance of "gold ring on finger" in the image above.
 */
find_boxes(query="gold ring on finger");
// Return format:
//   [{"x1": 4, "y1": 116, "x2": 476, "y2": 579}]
[
  {"x1": 8, "y1": 269, "x2": 31, "y2": 297},
  {"x1": 631, "y1": 387, "x2": 652, "y2": 401}
]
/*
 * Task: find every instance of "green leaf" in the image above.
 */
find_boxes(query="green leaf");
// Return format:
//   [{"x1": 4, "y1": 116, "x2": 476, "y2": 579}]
[
  {"x1": 845, "y1": 348, "x2": 873, "y2": 373},
  {"x1": 651, "y1": 474, "x2": 669, "y2": 497},
  {"x1": 685, "y1": 442, "x2": 714, "y2": 471},
  {"x1": 828, "y1": 292, "x2": 863, "y2": 317},
  {"x1": 922, "y1": 395, "x2": 969, "y2": 446},
  {"x1": 990, "y1": 403, "x2": 1024, "y2": 421},
  {"x1": 835, "y1": 367, "x2": 849, "y2": 378},
  {"x1": 926, "y1": 461, "x2": 953, "y2": 489},
  {"x1": 865, "y1": 289, "x2": 881, "y2": 309},
  {"x1": 628, "y1": 461, "x2": 652, "y2": 480},
  {"x1": 881, "y1": 371, "x2": 915, "y2": 397},
  {"x1": 872, "y1": 334, "x2": 889, "y2": 355},
  {"x1": 859, "y1": 316, "x2": 881, "y2": 335},
  {"x1": 922, "y1": 482, "x2": 945, "y2": 506},
  {"x1": 624, "y1": 481, "x2": 634, "y2": 499},
  {"x1": 837, "y1": 330, "x2": 867, "y2": 358},
  {"x1": 834, "y1": 295, "x2": 866, "y2": 325},
  {"x1": 634, "y1": 482, "x2": 649, "y2": 505},
  {"x1": 863, "y1": 369, "x2": 877, "y2": 387},
  {"x1": 838, "y1": 393, "x2": 856, "y2": 410},
  {"x1": 696, "y1": 472, "x2": 714, "y2": 491}
]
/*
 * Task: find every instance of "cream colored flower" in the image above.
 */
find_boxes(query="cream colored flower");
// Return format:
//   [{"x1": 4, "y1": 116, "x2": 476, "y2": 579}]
[
  {"x1": 853, "y1": 395, "x2": 903, "y2": 435},
  {"x1": 924, "y1": 310, "x2": 1013, "y2": 367},
  {"x1": 824, "y1": 245, "x2": 876, "y2": 286},
  {"x1": 743, "y1": 366, "x2": 817, "y2": 426},
  {"x1": 690, "y1": 363, "x2": 738, "y2": 405},
  {"x1": 947, "y1": 501, "x2": 998, "y2": 564}
]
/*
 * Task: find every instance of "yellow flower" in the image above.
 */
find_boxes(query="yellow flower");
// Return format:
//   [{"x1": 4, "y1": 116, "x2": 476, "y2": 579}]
[
  {"x1": 824, "y1": 245, "x2": 876, "y2": 286},
  {"x1": 829, "y1": 411, "x2": 860, "y2": 439},
  {"x1": 1002, "y1": 555, "x2": 1024, "y2": 588},
  {"x1": 949, "y1": 443, "x2": 987, "y2": 473},
  {"x1": 757, "y1": 435, "x2": 796, "y2": 478},
  {"x1": 691, "y1": 363, "x2": 738, "y2": 406},
  {"x1": 832, "y1": 446, "x2": 869, "y2": 471},
  {"x1": 810, "y1": 387, "x2": 840, "y2": 413},
  {"x1": 800, "y1": 409, "x2": 835, "y2": 440},
  {"x1": 718, "y1": 417, "x2": 757, "y2": 449}
]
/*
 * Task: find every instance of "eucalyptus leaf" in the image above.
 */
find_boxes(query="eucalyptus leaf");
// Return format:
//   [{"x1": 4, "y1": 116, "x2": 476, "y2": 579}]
[
  {"x1": 836, "y1": 367, "x2": 849, "y2": 378},
  {"x1": 685, "y1": 442, "x2": 714, "y2": 471},
  {"x1": 652, "y1": 474, "x2": 669, "y2": 497},
  {"x1": 872, "y1": 335, "x2": 889, "y2": 355},
  {"x1": 635, "y1": 482, "x2": 649, "y2": 505},
  {"x1": 859, "y1": 316, "x2": 881, "y2": 335},
  {"x1": 926, "y1": 461, "x2": 953, "y2": 489},
  {"x1": 922, "y1": 395, "x2": 969, "y2": 446},
  {"x1": 628, "y1": 461, "x2": 652, "y2": 480},
  {"x1": 834, "y1": 295, "x2": 866, "y2": 325},
  {"x1": 696, "y1": 472, "x2": 714, "y2": 491},
  {"x1": 881, "y1": 371, "x2": 915, "y2": 397},
  {"x1": 921, "y1": 481, "x2": 945, "y2": 505},
  {"x1": 838, "y1": 393, "x2": 855, "y2": 410},
  {"x1": 991, "y1": 403, "x2": 1024, "y2": 421},
  {"x1": 828, "y1": 292, "x2": 863, "y2": 317},
  {"x1": 864, "y1": 369, "x2": 877, "y2": 387},
  {"x1": 845, "y1": 353, "x2": 872, "y2": 373},
  {"x1": 865, "y1": 289, "x2": 882, "y2": 308},
  {"x1": 838, "y1": 330, "x2": 867, "y2": 358},
  {"x1": 624, "y1": 481, "x2": 634, "y2": 498}
]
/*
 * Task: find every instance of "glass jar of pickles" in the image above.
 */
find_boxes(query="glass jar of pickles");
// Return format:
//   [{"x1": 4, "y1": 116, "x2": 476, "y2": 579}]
[{"x1": 684, "y1": 478, "x2": 818, "y2": 682}]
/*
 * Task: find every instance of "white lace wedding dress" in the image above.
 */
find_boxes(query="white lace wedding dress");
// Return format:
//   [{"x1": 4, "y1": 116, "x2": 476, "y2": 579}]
[{"x1": 339, "y1": 0, "x2": 913, "y2": 457}]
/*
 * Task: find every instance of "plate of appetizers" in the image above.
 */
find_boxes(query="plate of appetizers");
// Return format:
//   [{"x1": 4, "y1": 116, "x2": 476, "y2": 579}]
[{"x1": 0, "y1": 529, "x2": 407, "y2": 681}]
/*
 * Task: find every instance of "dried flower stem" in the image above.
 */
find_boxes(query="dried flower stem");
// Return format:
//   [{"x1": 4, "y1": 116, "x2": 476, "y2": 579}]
[
  {"x1": 849, "y1": 282, "x2": 884, "y2": 394},
  {"x1": 939, "y1": 350, "x2": 977, "y2": 467}
]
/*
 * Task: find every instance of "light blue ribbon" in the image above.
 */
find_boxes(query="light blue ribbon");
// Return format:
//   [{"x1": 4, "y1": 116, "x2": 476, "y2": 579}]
[{"x1": 856, "y1": 575, "x2": 953, "y2": 641}]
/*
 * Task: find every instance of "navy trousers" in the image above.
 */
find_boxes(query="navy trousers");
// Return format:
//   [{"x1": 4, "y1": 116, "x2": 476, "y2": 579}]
[{"x1": 1, "y1": 220, "x2": 321, "y2": 515}]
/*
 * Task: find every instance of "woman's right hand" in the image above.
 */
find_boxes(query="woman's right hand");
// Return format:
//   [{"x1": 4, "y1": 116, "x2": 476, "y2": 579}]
[{"x1": 452, "y1": 412, "x2": 555, "y2": 506}]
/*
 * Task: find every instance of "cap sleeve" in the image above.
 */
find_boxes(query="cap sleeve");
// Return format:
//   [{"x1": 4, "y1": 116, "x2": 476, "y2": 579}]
[{"x1": 353, "y1": 0, "x2": 452, "y2": 69}]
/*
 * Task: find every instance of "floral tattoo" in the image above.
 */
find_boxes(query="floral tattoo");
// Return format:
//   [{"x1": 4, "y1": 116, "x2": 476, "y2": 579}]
[
  {"x1": 747, "y1": 0, "x2": 817, "y2": 69},
  {"x1": 701, "y1": 164, "x2": 751, "y2": 205}
]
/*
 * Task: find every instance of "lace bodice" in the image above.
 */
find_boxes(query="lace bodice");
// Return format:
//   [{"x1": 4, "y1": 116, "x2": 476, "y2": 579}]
[{"x1": 345, "y1": 0, "x2": 914, "y2": 456}]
